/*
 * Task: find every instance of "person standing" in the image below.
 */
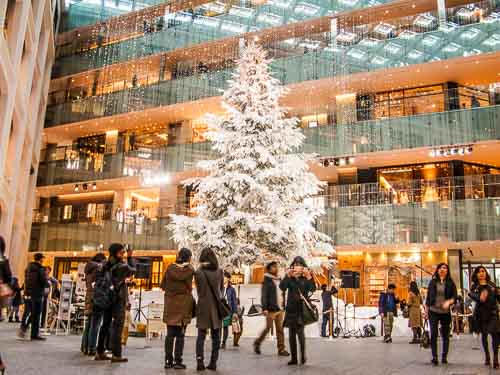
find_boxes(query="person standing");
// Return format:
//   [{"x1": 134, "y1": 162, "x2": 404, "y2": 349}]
[
  {"x1": 407, "y1": 281, "x2": 423, "y2": 344},
  {"x1": 161, "y1": 248, "x2": 195, "y2": 369},
  {"x1": 425, "y1": 263, "x2": 457, "y2": 366},
  {"x1": 469, "y1": 266, "x2": 499, "y2": 368},
  {"x1": 321, "y1": 284, "x2": 337, "y2": 337},
  {"x1": 95, "y1": 243, "x2": 136, "y2": 363},
  {"x1": 221, "y1": 272, "x2": 237, "y2": 350},
  {"x1": 8, "y1": 277, "x2": 22, "y2": 323},
  {"x1": 0, "y1": 236, "x2": 12, "y2": 375},
  {"x1": 81, "y1": 253, "x2": 106, "y2": 356},
  {"x1": 378, "y1": 284, "x2": 399, "y2": 343},
  {"x1": 20, "y1": 253, "x2": 48, "y2": 341},
  {"x1": 254, "y1": 261, "x2": 289, "y2": 356},
  {"x1": 232, "y1": 298, "x2": 244, "y2": 347},
  {"x1": 280, "y1": 256, "x2": 316, "y2": 366},
  {"x1": 194, "y1": 247, "x2": 224, "y2": 371}
]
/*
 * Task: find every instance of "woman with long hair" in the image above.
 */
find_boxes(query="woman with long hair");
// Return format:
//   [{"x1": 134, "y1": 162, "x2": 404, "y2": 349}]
[
  {"x1": 161, "y1": 248, "x2": 195, "y2": 369},
  {"x1": 425, "y1": 263, "x2": 457, "y2": 366},
  {"x1": 407, "y1": 281, "x2": 423, "y2": 344},
  {"x1": 469, "y1": 266, "x2": 499, "y2": 368},
  {"x1": 194, "y1": 247, "x2": 224, "y2": 371},
  {"x1": 280, "y1": 256, "x2": 316, "y2": 366}
]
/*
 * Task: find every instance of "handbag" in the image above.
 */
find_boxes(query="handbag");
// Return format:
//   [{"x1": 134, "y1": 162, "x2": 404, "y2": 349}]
[
  {"x1": 202, "y1": 270, "x2": 231, "y2": 321},
  {"x1": 232, "y1": 316, "x2": 241, "y2": 333},
  {"x1": 420, "y1": 320, "x2": 430, "y2": 349},
  {"x1": 298, "y1": 289, "x2": 319, "y2": 326}
]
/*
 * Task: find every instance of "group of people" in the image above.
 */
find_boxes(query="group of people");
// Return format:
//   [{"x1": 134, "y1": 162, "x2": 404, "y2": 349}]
[{"x1": 378, "y1": 262, "x2": 500, "y2": 368}]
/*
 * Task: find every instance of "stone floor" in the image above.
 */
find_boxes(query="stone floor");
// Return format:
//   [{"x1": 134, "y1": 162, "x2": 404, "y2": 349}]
[{"x1": 0, "y1": 323, "x2": 496, "y2": 375}]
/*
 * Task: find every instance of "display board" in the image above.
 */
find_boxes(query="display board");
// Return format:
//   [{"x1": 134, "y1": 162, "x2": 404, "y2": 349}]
[{"x1": 55, "y1": 274, "x2": 74, "y2": 335}]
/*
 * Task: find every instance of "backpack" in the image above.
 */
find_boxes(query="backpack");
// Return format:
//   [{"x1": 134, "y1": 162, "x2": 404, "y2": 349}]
[
  {"x1": 92, "y1": 267, "x2": 115, "y2": 311},
  {"x1": 363, "y1": 324, "x2": 376, "y2": 337}
]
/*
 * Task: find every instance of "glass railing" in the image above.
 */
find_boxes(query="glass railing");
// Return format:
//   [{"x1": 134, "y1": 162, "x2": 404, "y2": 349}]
[
  {"x1": 47, "y1": 21, "x2": 500, "y2": 126},
  {"x1": 29, "y1": 219, "x2": 177, "y2": 252},
  {"x1": 29, "y1": 196, "x2": 500, "y2": 251},
  {"x1": 53, "y1": 8, "x2": 500, "y2": 78},
  {"x1": 38, "y1": 105, "x2": 500, "y2": 186},
  {"x1": 318, "y1": 197, "x2": 500, "y2": 246}
]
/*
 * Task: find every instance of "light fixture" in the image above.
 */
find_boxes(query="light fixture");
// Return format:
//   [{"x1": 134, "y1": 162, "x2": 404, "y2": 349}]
[
  {"x1": 74, "y1": 184, "x2": 79, "y2": 192},
  {"x1": 92, "y1": 182, "x2": 97, "y2": 190},
  {"x1": 82, "y1": 183, "x2": 88, "y2": 191}
]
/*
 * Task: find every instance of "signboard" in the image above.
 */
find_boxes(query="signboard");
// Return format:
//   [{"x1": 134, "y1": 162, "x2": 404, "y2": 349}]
[
  {"x1": 146, "y1": 303, "x2": 165, "y2": 340},
  {"x1": 55, "y1": 274, "x2": 74, "y2": 335},
  {"x1": 75, "y1": 263, "x2": 86, "y2": 300},
  {"x1": 231, "y1": 272, "x2": 244, "y2": 286}
]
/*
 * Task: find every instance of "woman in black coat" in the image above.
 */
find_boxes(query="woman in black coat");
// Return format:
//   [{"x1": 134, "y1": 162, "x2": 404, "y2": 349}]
[
  {"x1": 0, "y1": 235, "x2": 12, "y2": 374},
  {"x1": 469, "y1": 266, "x2": 500, "y2": 368},
  {"x1": 280, "y1": 256, "x2": 316, "y2": 366},
  {"x1": 424, "y1": 263, "x2": 457, "y2": 366}
]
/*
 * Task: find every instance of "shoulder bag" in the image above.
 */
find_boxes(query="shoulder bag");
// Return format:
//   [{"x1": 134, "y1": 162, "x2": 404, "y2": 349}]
[
  {"x1": 420, "y1": 320, "x2": 430, "y2": 349},
  {"x1": 298, "y1": 289, "x2": 319, "y2": 326},
  {"x1": 202, "y1": 270, "x2": 231, "y2": 321}
]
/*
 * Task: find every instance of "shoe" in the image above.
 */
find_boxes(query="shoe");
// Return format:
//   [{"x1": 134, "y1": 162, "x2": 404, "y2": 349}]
[
  {"x1": 233, "y1": 343, "x2": 240, "y2": 348},
  {"x1": 301, "y1": 357, "x2": 307, "y2": 365},
  {"x1": 110, "y1": 356, "x2": 128, "y2": 363},
  {"x1": 173, "y1": 362, "x2": 187, "y2": 370},
  {"x1": 409, "y1": 339, "x2": 419, "y2": 344},
  {"x1": 431, "y1": 358, "x2": 439, "y2": 366},
  {"x1": 493, "y1": 362, "x2": 499, "y2": 369},
  {"x1": 8, "y1": 318, "x2": 13, "y2": 323},
  {"x1": 485, "y1": 359, "x2": 491, "y2": 366},
  {"x1": 17, "y1": 329, "x2": 26, "y2": 339},
  {"x1": 87, "y1": 351, "x2": 96, "y2": 357},
  {"x1": 278, "y1": 350, "x2": 290, "y2": 357},
  {"x1": 441, "y1": 357, "x2": 448, "y2": 365},
  {"x1": 206, "y1": 362, "x2": 216, "y2": 371},
  {"x1": 31, "y1": 336, "x2": 46, "y2": 341},
  {"x1": 196, "y1": 360, "x2": 205, "y2": 372},
  {"x1": 288, "y1": 359, "x2": 298, "y2": 366},
  {"x1": 95, "y1": 353, "x2": 110, "y2": 361},
  {"x1": 220, "y1": 343, "x2": 226, "y2": 350},
  {"x1": 164, "y1": 362, "x2": 174, "y2": 369},
  {"x1": 253, "y1": 343, "x2": 261, "y2": 355}
]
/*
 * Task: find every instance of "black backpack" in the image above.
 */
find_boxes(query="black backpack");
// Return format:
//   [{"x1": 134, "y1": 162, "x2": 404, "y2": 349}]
[{"x1": 92, "y1": 267, "x2": 115, "y2": 311}]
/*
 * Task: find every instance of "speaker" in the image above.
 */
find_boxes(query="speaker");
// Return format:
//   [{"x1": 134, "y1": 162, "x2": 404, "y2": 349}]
[
  {"x1": 341, "y1": 270, "x2": 360, "y2": 289},
  {"x1": 135, "y1": 257, "x2": 152, "y2": 279}
]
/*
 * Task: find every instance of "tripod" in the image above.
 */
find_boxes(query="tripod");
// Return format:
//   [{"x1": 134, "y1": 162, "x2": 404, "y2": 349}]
[{"x1": 133, "y1": 280, "x2": 147, "y2": 322}]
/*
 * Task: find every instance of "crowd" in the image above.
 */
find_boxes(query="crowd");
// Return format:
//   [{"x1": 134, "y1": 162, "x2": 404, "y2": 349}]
[{"x1": 1, "y1": 236, "x2": 500, "y2": 373}]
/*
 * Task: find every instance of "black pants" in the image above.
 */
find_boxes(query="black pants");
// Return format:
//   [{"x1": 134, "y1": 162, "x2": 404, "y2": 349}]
[
  {"x1": 196, "y1": 328, "x2": 220, "y2": 364},
  {"x1": 96, "y1": 304, "x2": 125, "y2": 357},
  {"x1": 288, "y1": 324, "x2": 306, "y2": 362},
  {"x1": 480, "y1": 324, "x2": 499, "y2": 363},
  {"x1": 429, "y1": 311, "x2": 451, "y2": 360},
  {"x1": 20, "y1": 298, "x2": 32, "y2": 332},
  {"x1": 165, "y1": 326, "x2": 186, "y2": 364},
  {"x1": 412, "y1": 327, "x2": 422, "y2": 340}
]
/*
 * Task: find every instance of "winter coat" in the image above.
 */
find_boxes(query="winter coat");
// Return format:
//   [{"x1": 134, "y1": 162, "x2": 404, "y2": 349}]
[
  {"x1": 469, "y1": 282, "x2": 500, "y2": 333},
  {"x1": 261, "y1": 274, "x2": 283, "y2": 312},
  {"x1": 407, "y1": 292, "x2": 423, "y2": 328},
  {"x1": 84, "y1": 260, "x2": 103, "y2": 316},
  {"x1": 161, "y1": 263, "x2": 195, "y2": 326},
  {"x1": 279, "y1": 275, "x2": 316, "y2": 327},
  {"x1": 194, "y1": 265, "x2": 223, "y2": 330},
  {"x1": 0, "y1": 256, "x2": 12, "y2": 285},
  {"x1": 24, "y1": 261, "x2": 48, "y2": 300},
  {"x1": 105, "y1": 256, "x2": 136, "y2": 307},
  {"x1": 224, "y1": 285, "x2": 238, "y2": 314},
  {"x1": 425, "y1": 277, "x2": 457, "y2": 314},
  {"x1": 379, "y1": 292, "x2": 399, "y2": 317}
]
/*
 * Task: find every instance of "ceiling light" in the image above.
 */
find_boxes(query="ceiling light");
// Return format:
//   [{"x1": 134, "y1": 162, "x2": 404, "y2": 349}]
[{"x1": 74, "y1": 184, "x2": 79, "y2": 192}]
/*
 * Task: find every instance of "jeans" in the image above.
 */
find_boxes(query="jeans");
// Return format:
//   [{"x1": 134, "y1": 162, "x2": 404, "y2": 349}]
[
  {"x1": 30, "y1": 298, "x2": 43, "y2": 339},
  {"x1": 429, "y1": 311, "x2": 451, "y2": 360},
  {"x1": 96, "y1": 304, "x2": 125, "y2": 357},
  {"x1": 196, "y1": 328, "x2": 221, "y2": 364},
  {"x1": 81, "y1": 312, "x2": 103, "y2": 354},
  {"x1": 288, "y1": 324, "x2": 306, "y2": 362},
  {"x1": 165, "y1": 326, "x2": 186, "y2": 364},
  {"x1": 321, "y1": 310, "x2": 333, "y2": 337},
  {"x1": 254, "y1": 311, "x2": 285, "y2": 353}
]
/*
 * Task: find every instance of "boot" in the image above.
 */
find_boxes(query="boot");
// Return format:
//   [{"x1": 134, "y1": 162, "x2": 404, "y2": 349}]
[
  {"x1": 196, "y1": 359, "x2": 205, "y2": 372},
  {"x1": 485, "y1": 352, "x2": 491, "y2": 366},
  {"x1": 206, "y1": 362, "x2": 217, "y2": 371},
  {"x1": 165, "y1": 336, "x2": 174, "y2": 368},
  {"x1": 493, "y1": 352, "x2": 499, "y2": 369},
  {"x1": 174, "y1": 336, "x2": 185, "y2": 367}
]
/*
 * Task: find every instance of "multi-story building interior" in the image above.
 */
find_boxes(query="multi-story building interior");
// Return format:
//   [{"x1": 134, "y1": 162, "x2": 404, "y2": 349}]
[
  {"x1": 0, "y1": 0, "x2": 57, "y2": 277},
  {"x1": 30, "y1": 0, "x2": 500, "y2": 304}
]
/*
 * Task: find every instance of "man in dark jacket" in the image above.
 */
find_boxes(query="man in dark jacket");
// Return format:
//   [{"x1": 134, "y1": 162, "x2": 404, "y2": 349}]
[
  {"x1": 0, "y1": 236, "x2": 12, "y2": 322},
  {"x1": 379, "y1": 283, "x2": 399, "y2": 343},
  {"x1": 321, "y1": 284, "x2": 337, "y2": 337},
  {"x1": 95, "y1": 243, "x2": 135, "y2": 363},
  {"x1": 254, "y1": 262, "x2": 289, "y2": 357},
  {"x1": 20, "y1": 253, "x2": 49, "y2": 340}
]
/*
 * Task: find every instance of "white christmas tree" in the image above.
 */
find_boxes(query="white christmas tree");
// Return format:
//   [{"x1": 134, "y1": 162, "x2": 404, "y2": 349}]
[{"x1": 169, "y1": 41, "x2": 334, "y2": 266}]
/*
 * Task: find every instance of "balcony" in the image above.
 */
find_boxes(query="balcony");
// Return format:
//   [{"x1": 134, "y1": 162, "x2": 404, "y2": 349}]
[
  {"x1": 46, "y1": 21, "x2": 500, "y2": 127},
  {"x1": 30, "y1": 219, "x2": 177, "y2": 252},
  {"x1": 37, "y1": 105, "x2": 500, "y2": 186},
  {"x1": 31, "y1": 174, "x2": 500, "y2": 251}
]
